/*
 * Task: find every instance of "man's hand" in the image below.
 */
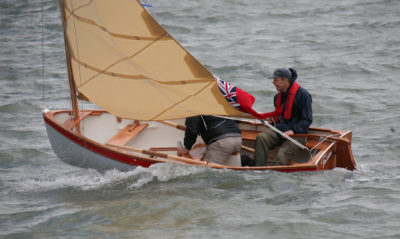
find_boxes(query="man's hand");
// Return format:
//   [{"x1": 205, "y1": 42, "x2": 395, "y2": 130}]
[
  {"x1": 177, "y1": 148, "x2": 189, "y2": 156},
  {"x1": 284, "y1": 130, "x2": 294, "y2": 137}
]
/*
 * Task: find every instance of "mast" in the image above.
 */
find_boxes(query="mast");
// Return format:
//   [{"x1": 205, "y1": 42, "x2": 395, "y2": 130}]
[{"x1": 59, "y1": 0, "x2": 81, "y2": 134}]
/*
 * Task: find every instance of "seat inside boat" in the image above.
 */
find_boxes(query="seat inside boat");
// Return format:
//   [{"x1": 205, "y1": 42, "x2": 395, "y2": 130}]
[{"x1": 106, "y1": 121, "x2": 149, "y2": 146}]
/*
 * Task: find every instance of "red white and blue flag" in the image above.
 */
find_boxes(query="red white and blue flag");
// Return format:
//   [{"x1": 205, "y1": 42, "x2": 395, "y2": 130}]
[
  {"x1": 216, "y1": 77, "x2": 274, "y2": 119},
  {"x1": 217, "y1": 78, "x2": 240, "y2": 110}
]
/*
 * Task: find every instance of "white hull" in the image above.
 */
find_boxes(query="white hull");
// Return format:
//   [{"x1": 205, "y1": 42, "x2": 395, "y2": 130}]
[{"x1": 45, "y1": 122, "x2": 135, "y2": 171}]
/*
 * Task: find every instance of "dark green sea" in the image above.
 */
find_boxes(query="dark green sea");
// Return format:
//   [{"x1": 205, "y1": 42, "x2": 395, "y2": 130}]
[{"x1": 1, "y1": 0, "x2": 400, "y2": 238}]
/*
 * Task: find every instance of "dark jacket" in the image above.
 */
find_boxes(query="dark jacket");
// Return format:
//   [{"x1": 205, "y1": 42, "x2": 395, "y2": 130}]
[
  {"x1": 183, "y1": 115, "x2": 241, "y2": 149},
  {"x1": 274, "y1": 86, "x2": 312, "y2": 134}
]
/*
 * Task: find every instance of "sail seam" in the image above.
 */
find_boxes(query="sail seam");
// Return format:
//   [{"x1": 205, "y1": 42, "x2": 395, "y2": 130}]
[
  {"x1": 63, "y1": 3, "x2": 164, "y2": 41},
  {"x1": 69, "y1": 29, "x2": 212, "y2": 88},
  {"x1": 70, "y1": 52, "x2": 212, "y2": 86},
  {"x1": 73, "y1": 33, "x2": 166, "y2": 89},
  {"x1": 71, "y1": 0, "x2": 94, "y2": 15},
  {"x1": 149, "y1": 80, "x2": 215, "y2": 120}
]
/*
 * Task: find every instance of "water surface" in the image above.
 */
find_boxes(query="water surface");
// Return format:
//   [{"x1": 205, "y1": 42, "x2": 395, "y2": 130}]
[{"x1": 1, "y1": 0, "x2": 400, "y2": 238}]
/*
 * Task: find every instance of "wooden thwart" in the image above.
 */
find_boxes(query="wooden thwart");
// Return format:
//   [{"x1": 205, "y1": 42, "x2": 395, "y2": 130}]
[
  {"x1": 106, "y1": 122, "x2": 148, "y2": 146},
  {"x1": 241, "y1": 130, "x2": 259, "y2": 141}
]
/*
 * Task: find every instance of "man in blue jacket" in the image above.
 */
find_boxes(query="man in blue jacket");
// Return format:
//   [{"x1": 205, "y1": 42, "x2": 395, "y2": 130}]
[{"x1": 254, "y1": 68, "x2": 312, "y2": 166}]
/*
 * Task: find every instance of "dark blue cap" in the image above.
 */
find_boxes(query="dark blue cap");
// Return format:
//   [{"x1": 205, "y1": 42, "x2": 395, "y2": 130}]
[{"x1": 269, "y1": 68, "x2": 292, "y2": 80}]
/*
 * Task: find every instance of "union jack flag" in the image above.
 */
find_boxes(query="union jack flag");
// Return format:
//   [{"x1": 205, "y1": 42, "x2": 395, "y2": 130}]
[
  {"x1": 215, "y1": 76, "x2": 274, "y2": 119},
  {"x1": 217, "y1": 78, "x2": 240, "y2": 110}
]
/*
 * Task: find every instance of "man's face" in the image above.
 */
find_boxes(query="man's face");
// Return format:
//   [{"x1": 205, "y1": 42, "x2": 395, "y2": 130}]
[{"x1": 272, "y1": 77, "x2": 290, "y2": 92}]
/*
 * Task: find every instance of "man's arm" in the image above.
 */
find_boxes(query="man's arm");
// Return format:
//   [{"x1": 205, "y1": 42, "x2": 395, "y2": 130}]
[
  {"x1": 183, "y1": 116, "x2": 201, "y2": 150},
  {"x1": 292, "y1": 90, "x2": 312, "y2": 134},
  {"x1": 275, "y1": 89, "x2": 312, "y2": 134},
  {"x1": 178, "y1": 116, "x2": 201, "y2": 156}
]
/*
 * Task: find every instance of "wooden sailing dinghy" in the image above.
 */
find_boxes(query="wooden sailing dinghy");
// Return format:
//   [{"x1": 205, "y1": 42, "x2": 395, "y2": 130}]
[{"x1": 43, "y1": 0, "x2": 356, "y2": 172}]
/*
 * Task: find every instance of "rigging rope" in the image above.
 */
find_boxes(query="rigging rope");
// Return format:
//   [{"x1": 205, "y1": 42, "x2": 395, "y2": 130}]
[{"x1": 41, "y1": 0, "x2": 45, "y2": 109}]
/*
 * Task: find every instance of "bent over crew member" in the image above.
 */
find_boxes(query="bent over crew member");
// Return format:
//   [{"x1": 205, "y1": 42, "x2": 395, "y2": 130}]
[{"x1": 178, "y1": 115, "x2": 242, "y2": 165}]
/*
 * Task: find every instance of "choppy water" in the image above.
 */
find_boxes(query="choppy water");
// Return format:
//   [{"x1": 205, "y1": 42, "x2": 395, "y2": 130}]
[{"x1": 1, "y1": 0, "x2": 400, "y2": 238}]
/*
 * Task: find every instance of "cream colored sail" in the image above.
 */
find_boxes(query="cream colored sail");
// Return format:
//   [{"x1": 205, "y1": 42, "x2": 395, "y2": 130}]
[{"x1": 60, "y1": 0, "x2": 242, "y2": 120}]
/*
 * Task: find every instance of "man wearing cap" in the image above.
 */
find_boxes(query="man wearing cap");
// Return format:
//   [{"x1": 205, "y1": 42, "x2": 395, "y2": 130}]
[{"x1": 254, "y1": 68, "x2": 312, "y2": 166}]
